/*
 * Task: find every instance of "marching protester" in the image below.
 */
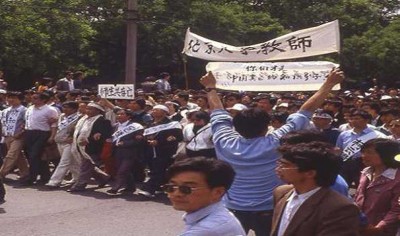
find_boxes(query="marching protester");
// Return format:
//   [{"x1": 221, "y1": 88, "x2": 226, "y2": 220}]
[
  {"x1": 311, "y1": 109, "x2": 341, "y2": 145},
  {"x1": 23, "y1": 92, "x2": 59, "y2": 185},
  {"x1": 106, "y1": 109, "x2": 145, "y2": 195},
  {"x1": 45, "y1": 101, "x2": 82, "y2": 188},
  {"x1": 0, "y1": 92, "x2": 29, "y2": 181},
  {"x1": 2, "y1": 66, "x2": 400, "y2": 236},
  {"x1": 69, "y1": 102, "x2": 112, "y2": 192},
  {"x1": 199, "y1": 68, "x2": 344, "y2": 236},
  {"x1": 138, "y1": 104, "x2": 183, "y2": 198},
  {"x1": 182, "y1": 110, "x2": 215, "y2": 158},
  {"x1": 336, "y1": 109, "x2": 387, "y2": 187}
]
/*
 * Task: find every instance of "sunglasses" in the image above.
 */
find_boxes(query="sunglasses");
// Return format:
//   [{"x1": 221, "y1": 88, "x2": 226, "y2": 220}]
[{"x1": 161, "y1": 184, "x2": 207, "y2": 195}]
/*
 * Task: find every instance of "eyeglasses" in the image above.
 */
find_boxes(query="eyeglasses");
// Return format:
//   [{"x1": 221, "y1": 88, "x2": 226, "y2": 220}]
[{"x1": 161, "y1": 184, "x2": 207, "y2": 195}]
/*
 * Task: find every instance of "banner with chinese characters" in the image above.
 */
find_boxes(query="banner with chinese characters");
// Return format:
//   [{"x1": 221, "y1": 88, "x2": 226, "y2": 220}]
[
  {"x1": 206, "y1": 61, "x2": 340, "y2": 91},
  {"x1": 98, "y1": 84, "x2": 135, "y2": 99},
  {"x1": 183, "y1": 20, "x2": 339, "y2": 61}
]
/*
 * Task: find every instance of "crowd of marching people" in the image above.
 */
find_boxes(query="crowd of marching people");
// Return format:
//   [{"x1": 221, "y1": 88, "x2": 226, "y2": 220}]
[{"x1": 1, "y1": 68, "x2": 400, "y2": 235}]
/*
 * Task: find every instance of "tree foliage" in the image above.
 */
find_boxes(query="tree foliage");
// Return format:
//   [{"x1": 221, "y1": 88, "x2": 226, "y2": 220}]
[{"x1": 0, "y1": 0, "x2": 399, "y2": 89}]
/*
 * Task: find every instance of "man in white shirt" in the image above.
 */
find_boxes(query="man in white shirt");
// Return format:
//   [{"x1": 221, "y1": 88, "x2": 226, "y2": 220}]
[
  {"x1": 22, "y1": 92, "x2": 59, "y2": 185},
  {"x1": 271, "y1": 142, "x2": 360, "y2": 236}
]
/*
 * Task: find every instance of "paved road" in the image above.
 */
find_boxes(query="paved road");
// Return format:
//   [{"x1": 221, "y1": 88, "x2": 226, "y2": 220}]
[{"x1": 0, "y1": 174, "x2": 184, "y2": 236}]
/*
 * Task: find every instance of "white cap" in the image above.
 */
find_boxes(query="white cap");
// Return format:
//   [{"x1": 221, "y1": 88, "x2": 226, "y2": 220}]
[
  {"x1": 87, "y1": 102, "x2": 105, "y2": 112},
  {"x1": 0, "y1": 89, "x2": 6, "y2": 94},
  {"x1": 277, "y1": 102, "x2": 289, "y2": 108},
  {"x1": 165, "y1": 101, "x2": 179, "y2": 107},
  {"x1": 153, "y1": 104, "x2": 169, "y2": 113},
  {"x1": 381, "y1": 95, "x2": 392, "y2": 101},
  {"x1": 226, "y1": 103, "x2": 248, "y2": 112}
]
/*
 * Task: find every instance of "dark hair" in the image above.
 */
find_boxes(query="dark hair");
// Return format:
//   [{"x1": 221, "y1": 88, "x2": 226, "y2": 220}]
[
  {"x1": 36, "y1": 92, "x2": 50, "y2": 102},
  {"x1": 379, "y1": 108, "x2": 400, "y2": 117},
  {"x1": 116, "y1": 108, "x2": 134, "y2": 118},
  {"x1": 224, "y1": 92, "x2": 241, "y2": 101},
  {"x1": 133, "y1": 98, "x2": 146, "y2": 109},
  {"x1": 364, "y1": 102, "x2": 381, "y2": 113},
  {"x1": 6, "y1": 91, "x2": 24, "y2": 101},
  {"x1": 270, "y1": 112, "x2": 289, "y2": 124},
  {"x1": 325, "y1": 99, "x2": 343, "y2": 108},
  {"x1": 255, "y1": 94, "x2": 277, "y2": 106},
  {"x1": 233, "y1": 108, "x2": 270, "y2": 139},
  {"x1": 350, "y1": 109, "x2": 372, "y2": 120},
  {"x1": 278, "y1": 142, "x2": 341, "y2": 187},
  {"x1": 280, "y1": 130, "x2": 329, "y2": 145},
  {"x1": 169, "y1": 100, "x2": 181, "y2": 111},
  {"x1": 68, "y1": 90, "x2": 81, "y2": 97},
  {"x1": 62, "y1": 101, "x2": 79, "y2": 110},
  {"x1": 192, "y1": 111, "x2": 210, "y2": 124},
  {"x1": 166, "y1": 157, "x2": 235, "y2": 190},
  {"x1": 160, "y1": 72, "x2": 170, "y2": 79},
  {"x1": 361, "y1": 138, "x2": 400, "y2": 168},
  {"x1": 177, "y1": 91, "x2": 189, "y2": 102}
]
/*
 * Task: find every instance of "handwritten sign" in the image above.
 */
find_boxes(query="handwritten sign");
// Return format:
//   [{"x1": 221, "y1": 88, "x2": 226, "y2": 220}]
[
  {"x1": 183, "y1": 20, "x2": 340, "y2": 61},
  {"x1": 206, "y1": 61, "x2": 340, "y2": 91},
  {"x1": 98, "y1": 84, "x2": 135, "y2": 99}
]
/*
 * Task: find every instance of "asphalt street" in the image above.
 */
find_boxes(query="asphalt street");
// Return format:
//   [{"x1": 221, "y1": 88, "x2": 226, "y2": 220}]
[{"x1": 0, "y1": 174, "x2": 184, "y2": 236}]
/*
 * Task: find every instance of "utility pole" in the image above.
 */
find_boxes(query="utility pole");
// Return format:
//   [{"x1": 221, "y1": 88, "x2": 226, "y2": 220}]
[{"x1": 125, "y1": 0, "x2": 138, "y2": 85}]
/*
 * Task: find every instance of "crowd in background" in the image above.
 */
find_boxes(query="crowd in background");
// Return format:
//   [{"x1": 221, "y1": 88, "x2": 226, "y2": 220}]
[{"x1": 0, "y1": 69, "x2": 399, "y2": 235}]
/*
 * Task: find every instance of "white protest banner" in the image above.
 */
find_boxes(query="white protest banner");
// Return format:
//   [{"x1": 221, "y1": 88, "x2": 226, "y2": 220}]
[
  {"x1": 183, "y1": 20, "x2": 340, "y2": 62},
  {"x1": 206, "y1": 61, "x2": 340, "y2": 91},
  {"x1": 98, "y1": 84, "x2": 135, "y2": 99}
]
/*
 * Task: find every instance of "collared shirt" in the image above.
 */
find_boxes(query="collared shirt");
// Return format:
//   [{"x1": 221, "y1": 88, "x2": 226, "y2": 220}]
[
  {"x1": 210, "y1": 109, "x2": 312, "y2": 211},
  {"x1": 59, "y1": 77, "x2": 74, "y2": 91},
  {"x1": 155, "y1": 79, "x2": 171, "y2": 92},
  {"x1": 278, "y1": 187, "x2": 321, "y2": 236},
  {"x1": 336, "y1": 126, "x2": 387, "y2": 159},
  {"x1": 362, "y1": 167, "x2": 397, "y2": 181},
  {"x1": 181, "y1": 201, "x2": 245, "y2": 236},
  {"x1": 0, "y1": 105, "x2": 26, "y2": 136},
  {"x1": 354, "y1": 167, "x2": 400, "y2": 232},
  {"x1": 116, "y1": 120, "x2": 130, "y2": 130},
  {"x1": 25, "y1": 104, "x2": 59, "y2": 131}
]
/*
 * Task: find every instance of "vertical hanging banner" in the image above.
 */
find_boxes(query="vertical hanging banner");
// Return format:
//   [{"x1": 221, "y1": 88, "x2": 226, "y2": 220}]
[
  {"x1": 206, "y1": 61, "x2": 340, "y2": 91},
  {"x1": 183, "y1": 20, "x2": 340, "y2": 61},
  {"x1": 98, "y1": 84, "x2": 135, "y2": 99}
]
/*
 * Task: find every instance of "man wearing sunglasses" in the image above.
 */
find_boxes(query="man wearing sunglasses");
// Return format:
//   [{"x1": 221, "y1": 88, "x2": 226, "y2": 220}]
[{"x1": 164, "y1": 157, "x2": 245, "y2": 236}]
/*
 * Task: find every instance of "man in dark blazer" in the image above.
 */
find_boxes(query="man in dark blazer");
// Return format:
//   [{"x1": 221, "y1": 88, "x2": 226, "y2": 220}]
[
  {"x1": 56, "y1": 71, "x2": 74, "y2": 91},
  {"x1": 271, "y1": 142, "x2": 360, "y2": 236},
  {"x1": 69, "y1": 102, "x2": 112, "y2": 192}
]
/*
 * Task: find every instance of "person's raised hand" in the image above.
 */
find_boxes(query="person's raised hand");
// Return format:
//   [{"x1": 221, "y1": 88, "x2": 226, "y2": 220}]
[
  {"x1": 200, "y1": 72, "x2": 217, "y2": 89},
  {"x1": 325, "y1": 67, "x2": 345, "y2": 86}
]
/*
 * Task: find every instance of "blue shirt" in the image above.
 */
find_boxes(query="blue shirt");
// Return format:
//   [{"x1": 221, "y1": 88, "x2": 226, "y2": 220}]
[
  {"x1": 210, "y1": 109, "x2": 311, "y2": 211},
  {"x1": 331, "y1": 175, "x2": 349, "y2": 197},
  {"x1": 336, "y1": 127, "x2": 387, "y2": 159},
  {"x1": 181, "y1": 201, "x2": 245, "y2": 236}
]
